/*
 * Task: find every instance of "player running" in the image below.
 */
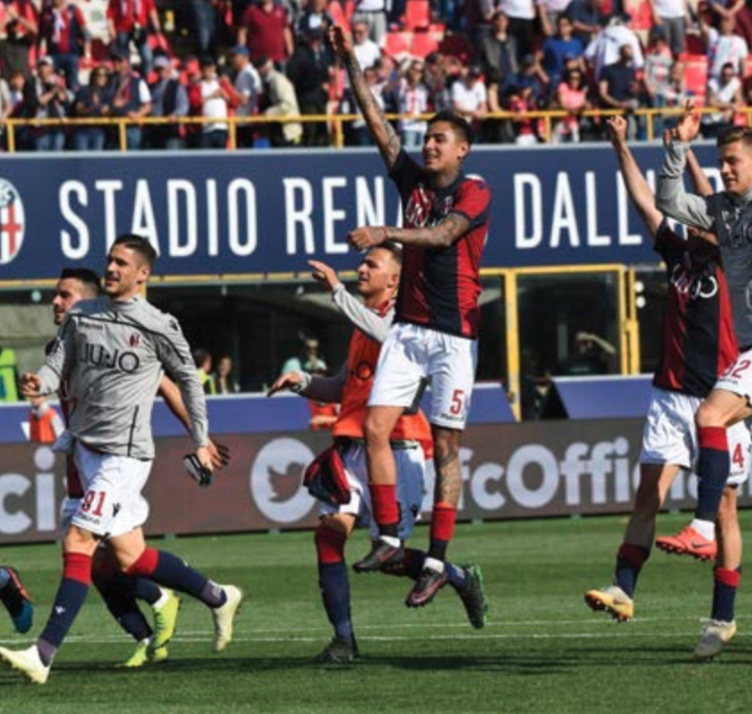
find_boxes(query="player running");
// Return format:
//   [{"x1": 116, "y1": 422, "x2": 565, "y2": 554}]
[
  {"x1": 585, "y1": 117, "x2": 747, "y2": 659},
  {"x1": 654, "y1": 104, "x2": 752, "y2": 557},
  {"x1": 268, "y1": 247, "x2": 488, "y2": 662},
  {"x1": 0, "y1": 235, "x2": 242, "y2": 684},
  {"x1": 328, "y1": 25, "x2": 491, "y2": 606},
  {"x1": 28, "y1": 267, "x2": 229, "y2": 668}
]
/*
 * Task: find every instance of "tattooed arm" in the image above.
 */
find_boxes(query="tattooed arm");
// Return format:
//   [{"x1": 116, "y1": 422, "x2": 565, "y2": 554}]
[
  {"x1": 329, "y1": 25, "x2": 402, "y2": 171},
  {"x1": 348, "y1": 214, "x2": 471, "y2": 251}
]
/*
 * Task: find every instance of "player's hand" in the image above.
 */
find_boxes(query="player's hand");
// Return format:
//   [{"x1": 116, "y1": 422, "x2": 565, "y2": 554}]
[
  {"x1": 267, "y1": 372, "x2": 305, "y2": 397},
  {"x1": 309, "y1": 260, "x2": 341, "y2": 292},
  {"x1": 328, "y1": 25, "x2": 354, "y2": 59},
  {"x1": 196, "y1": 445, "x2": 214, "y2": 474},
  {"x1": 607, "y1": 115, "x2": 627, "y2": 146},
  {"x1": 19, "y1": 373, "x2": 43, "y2": 399},
  {"x1": 347, "y1": 226, "x2": 387, "y2": 251},
  {"x1": 206, "y1": 438, "x2": 230, "y2": 470},
  {"x1": 675, "y1": 99, "x2": 700, "y2": 144}
]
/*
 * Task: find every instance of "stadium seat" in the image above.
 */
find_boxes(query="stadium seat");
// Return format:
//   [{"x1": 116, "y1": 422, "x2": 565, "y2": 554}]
[
  {"x1": 439, "y1": 33, "x2": 473, "y2": 63},
  {"x1": 411, "y1": 31, "x2": 442, "y2": 58},
  {"x1": 625, "y1": 0, "x2": 653, "y2": 30},
  {"x1": 681, "y1": 55, "x2": 708, "y2": 99},
  {"x1": 328, "y1": 1, "x2": 347, "y2": 27},
  {"x1": 404, "y1": 0, "x2": 431, "y2": 30},
  {"x1": 382, "y1": 31, "x2": 414, "y2": 57},
  {"x1": 743, "y1": 54, "x2": 752, "y2": 77}
]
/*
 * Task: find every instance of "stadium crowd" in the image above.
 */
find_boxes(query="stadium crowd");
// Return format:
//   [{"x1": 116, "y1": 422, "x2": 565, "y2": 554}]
[{"x1": 0, "y1": 0, "x2": 751, "y2": 149}]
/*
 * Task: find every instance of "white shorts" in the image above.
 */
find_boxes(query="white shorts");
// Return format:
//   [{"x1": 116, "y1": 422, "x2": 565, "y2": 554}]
[
  {"x1": 71, "y1": 442, "x2": 152, "y2": 538},
  {"x1": 60, "y1": 497, "x2": 80, "y2": 536},
  {"x1": 640, "y1": 387, "x2": 750, "y2": 485},
  {"x1": 368, "y1": 322, "x2": 478, "y2": 430},
  {"x1": 319, "y1": 440, "x2": 425, "y2": 540},
  {"x1": 715, "y1": 348, "x2": 752, "y2": 404}
]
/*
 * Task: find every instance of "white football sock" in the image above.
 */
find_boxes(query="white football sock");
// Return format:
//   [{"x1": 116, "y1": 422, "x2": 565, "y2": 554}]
[{"x1": 690, "y1": 518, "x2": 716, "y2": 541}]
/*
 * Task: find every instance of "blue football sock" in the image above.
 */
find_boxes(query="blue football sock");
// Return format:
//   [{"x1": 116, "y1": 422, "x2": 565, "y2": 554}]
[
  {"x1": 318, "y1": 562, "x2": 353, "y2": 640},
  {"x1": 712, "y1": 567, "x2": 741, "y2": 622},
  {"x1": 695, "y1": 427, "x2": 730, "y2": 522},
  {"x1": 614, "y1": 544, "x2": 649, "y2": 598},
  {"x1": 132, "y1": 578, "x2": 162, "y2": 606}
]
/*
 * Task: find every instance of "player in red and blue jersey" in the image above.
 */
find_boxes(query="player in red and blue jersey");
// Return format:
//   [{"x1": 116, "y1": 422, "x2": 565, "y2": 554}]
[
  {"x1": 585, "y1": 117, "x2": 747, "y2": 660},
  {"x1": 329, "y1": 25, "x2": 490, "y2": 607}
]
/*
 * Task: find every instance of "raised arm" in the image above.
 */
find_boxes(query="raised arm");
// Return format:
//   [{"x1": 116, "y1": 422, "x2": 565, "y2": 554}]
[
  {"x1": 685, "y1": 147, "x2": 714, "y2": 197},
  {"x1": 267, "y1": 362, "x2": 347, "y2": 404},
  {"x1": 655, "y1": 102, "x2": 715, "y2": 230},
  {"x1": 608, "y1": 116, "x2": 662, "y2": 238},
  {"x1": 329, "y1": 25, "x2": 401, "y2": 171}
]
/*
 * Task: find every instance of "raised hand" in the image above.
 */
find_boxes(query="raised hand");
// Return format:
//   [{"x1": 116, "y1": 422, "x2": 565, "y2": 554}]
[
  {"x1": 607, "y1": 115, "x2": 628, "y2": 146},
  {"x1": 675, "y1": 99, "x2": 701, "y2": 144},
  {"x1": 19, "y1": 373, "x2": 43, "y2": 399},
  {"x1": 267, "y1": 372, "x2": 305, "y2": 397},
  {"x1": 347, "y1": 226, "x2": 387, "y2": 252},
  {"x1": 309, "y1": 260, "x2": 341, "y2": 292},
  {"x1": 328, "y1": 25, "x2": 354, "y2": 60}
]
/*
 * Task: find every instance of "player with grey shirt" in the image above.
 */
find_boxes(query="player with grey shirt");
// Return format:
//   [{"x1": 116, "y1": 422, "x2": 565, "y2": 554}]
[
  {"x1": 654, "y1": 103, "x2": 752, "y2": 556},
  {"x1": 0, "y1": 235, "x2": 242, "y2": 685}
]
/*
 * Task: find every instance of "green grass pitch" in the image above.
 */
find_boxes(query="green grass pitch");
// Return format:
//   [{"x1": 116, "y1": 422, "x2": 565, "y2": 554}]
[{"x1": 1, "y1": 512, "x2": 751, "y2": 714}]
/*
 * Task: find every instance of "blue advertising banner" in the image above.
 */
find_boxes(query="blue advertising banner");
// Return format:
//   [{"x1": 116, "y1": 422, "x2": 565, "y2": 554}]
[{"x1": 0, "y1": 142, "x2": 723, "y2": 280}]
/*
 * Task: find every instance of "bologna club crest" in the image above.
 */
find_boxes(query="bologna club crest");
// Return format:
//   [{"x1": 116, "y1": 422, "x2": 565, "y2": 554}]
[{"x1": 0, "y1": 179, "x2": 25, "y2": 266}]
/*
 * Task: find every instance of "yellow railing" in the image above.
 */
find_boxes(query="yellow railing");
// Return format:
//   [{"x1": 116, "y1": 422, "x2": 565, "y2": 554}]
[{"x1": 2, "y1": 105, "x2": 744, "y2": 152}]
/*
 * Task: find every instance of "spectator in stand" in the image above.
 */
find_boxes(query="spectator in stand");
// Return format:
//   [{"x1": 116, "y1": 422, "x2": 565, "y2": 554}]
[
  {"x1": 397, "y1": 59, "x2": 429, "y2": 149},
  {"x1": 585, "y1": 15, "x2": 644, "y2": 81},
  {"x1": 540, "y1": 14, "x2": 584, "y2": 89},
  {"x1": 702, "y1": 61, "x2": 743, "y2": 137},
  {"x1": 253, "y1": 55, "x2": 303, "y2": 147},
  {"x1": 566, "y1": 0, "x2": 604, "y2": 47},
  {"x1": 287, "y1": 27, "x2": 333, "y2": 146},
  {"x1": 551, "y1": 66, "x2": 590, "y2": 142},
  {"x1": 193, "y1": 348, "x2": 217, "y2": 395},
  {"x1": 73, "y1": 66, "x2": 112, "y2": 151},
  {"x1": 463, "y1": 0, "x2": 496, "y2": 46},
  {"x1": 108, "y1": 47, "x2": 152, "y2": 149},
  {"x1": 451, "y1": 65, "x2": 488, "y2": 122},
  {"x1": 189, "y1": 55, "x2": 231, "y2": 149},
  {"x1": 646, "y1": 0, "x2": 689, "y2": 57},
  {"x1": 213, "y1": 356, "x2": 240, "y2": 394},
  {"x1": 146, "y1": 56, "x2": 188, "y2": 150},
  {"x1": 238, "y1": 0, "x2": 294, "y2": 67},
  {"x1": 497, "y1": 0, "x2": 537, "y2": 64},
  {"x1": 0, "y1": 77, "x2": 11, "y2": 149},
  {"x1": 32, "y1": 56, "x2": 71, "y2": 151},
  {"x1": 707, "y1": 0, "x2": 752, "y2": 49},
  {"x1": 424, "y1": 52, "x2": 451, "y2": 111},
  {"x1": 228, "y1": 46, "x2": 260, "y2": 148},
  {"x1": 598, "y1": 43, "x2": 642, "y2": 139},
  {"x1": 702, "y1": 15, "x2": 749, "y2": 82},
  {"x1": 514, "y1": 54, "x2": 548, "y2": 107},
  {"x1": 351, "y1": 20, "x2": 381, "y2": 72},
  {"x1": 374, "y1": 55, "x2": 399, "y2": 112},
  {"x1": 39, "y1": 0, "x2": 91, "y2": 93},
  {"x1": 351, "y1": 0, "x2": 388, "y2": 45},
  {"x1": 298, "y1": 0, "x2": 334, "y2": 35},
  {"x1": 4, "y1": 70, "x2": 35, "y2": 150},
  {"x1": 0, "y1": 0, "x2": 38, "y2": 82},
  {"x1": 187, "y1": 0, "x2": 217, "y2": 54},
  {"x1": 340, "y1": 65, "x2": 382, "y2": 145},
  {"x1": 107, "y1": 0, "x2": 164, "y2": 76},
  {"x1": 479, "y1": 11, "x2": 518, "y2": 92},
  {"x1": 505, "y1": 82, "x2": 539, "y2": 144},
  {"x1": 538, "y1": 0, "x2": 574, "y2": 37},
  {"x1": 643, "y1": 26, "x2": 674, "y2": 134},
  {"x1": 665, "y1": 60, "x2": 688, "y2": 106}
]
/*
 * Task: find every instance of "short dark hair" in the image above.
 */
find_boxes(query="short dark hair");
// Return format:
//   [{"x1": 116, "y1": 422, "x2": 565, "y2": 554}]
[
  {"x1": 59, "y1": 268, "x2": 102, "y2": 297},
  {"x1": 717, "y1": 125, "x2": 752, "y2": 149},
  {"x1": 112, "y1": 234, "x2": 158, "y2": 268},
  {"x1": 427, "y1": 110, "x2": 473, "y2": 146},
  {"x1": 192, "y1": 348, "x2": 211, "y2": 368},
  {"x1": 372, "y1": 240, "x2": 403, "y2": 265}
]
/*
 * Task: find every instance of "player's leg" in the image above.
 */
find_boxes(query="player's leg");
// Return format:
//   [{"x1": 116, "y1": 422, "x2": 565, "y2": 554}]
[
  {"x1": 314, "y1": 513, "x2": 358, "y2": 663},
  {"x1": 0, "y1": 566, "x2": 33, "y2": 634},
  {"x1": 357, "y1": 324, "x2": 424, "y2": 572},
  {"x1": 586, "y1": 463, "x2": 681, "y2": 621},
  {"x1": 695, "y1": 485, "x2": 742, "y2": 659},
  {"x1": 657, "y1": 387, "x2": 751, "y2": 557}
]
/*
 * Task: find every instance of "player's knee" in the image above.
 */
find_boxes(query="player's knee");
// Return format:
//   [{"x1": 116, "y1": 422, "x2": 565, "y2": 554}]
[
  {"x1": 62, "y1": 525, "x2": 97, "y2": 555},
  {"x1": 696, "y1": 401, "x2": 728, "y2": 429},
  {"x1": 433, "y1": 428, "x2": 460, "y2": 461},
  {"x1": 364, "y1": 414, "x2": 391, "y2": 447},
  {"x1": 717, "y1": 489, "x2": 737, "y2": 529}
]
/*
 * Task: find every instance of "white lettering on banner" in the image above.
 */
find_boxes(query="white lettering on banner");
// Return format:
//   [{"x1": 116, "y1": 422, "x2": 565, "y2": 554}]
[
  {"x1": 95, "y1": 180, "x2": 123, "y2": 250},
  {"x1": 35, "y1": 447, "x2": 56, "y2": 532},
  {"x1": 206, "y1": 179, "x2": 219, "y2": 256},
  {"x1": 249, "y1": 437, "x2": 316, "y2": 523},
  {"x1": 616, "y1": 174, "x2": 641, "y2": 246},
  {"x1": 356, "y1": 176, "x2": 385, "y2": 227},
  {"x1": 0, "y1": 475, "x2": 32, "y2": 534},
  {"x1": 60, "y1": 181, "x2": 90, "y2": 259},
  {"x1": 323, "y1": 177, "x2": 348, "y2": 254},
  {"x1": 284, "y1": 178, "x2": 315, "y2": 255},
  {"x1": 228, "y1": 178, "x2": 257, "y2": 256},
  {"x1": 506, "y1": 445, "x2": 560, "y2": 508},
  {"x1": 515, "y1": 174, "x2": 542, "y2": 249},
  {"x1": 131, "y1": 179, "x2": 160, "y2": 253},
  {"x1": 168, "y1": 180, "x2": 198, "y2": 257},
  {"x1": 0, "y1": 447, "x2": 59, "y2": 535},
  {"x1": 585, "y1": 172, "x2": 611, "y2": 246},
  {"x1": 550, "y1": 172, "x2": 580, "y2": 248}
]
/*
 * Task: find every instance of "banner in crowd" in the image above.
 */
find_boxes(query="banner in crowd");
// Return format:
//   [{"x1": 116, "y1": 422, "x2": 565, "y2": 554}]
[
  {"x1": 0, "y1": 418, "x2": 744, "y2": 543},
  {"x1": 0, "y1": 143, "x2": 723, "y2": 281}
]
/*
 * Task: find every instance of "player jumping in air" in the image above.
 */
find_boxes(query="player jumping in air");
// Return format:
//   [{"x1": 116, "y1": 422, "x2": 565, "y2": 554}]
[
  {"x1": 0, "y1": 235, "x2": 242, "y2": 684},
  {"x1": 328, "y1": 25, "x2": 491, "y2": 606},
  {"x1": 28, "y1": 267, "x2": 229, "y2": 668},
  {"x1": 655, "y1": 103, "x2": 752, "y2": 558},
  {"x1": 585, "y1": 117, "x2": 747, "y2": 659},
  {"x1": 268, "y1": 247, "x2": 488, "y2": 662}
]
